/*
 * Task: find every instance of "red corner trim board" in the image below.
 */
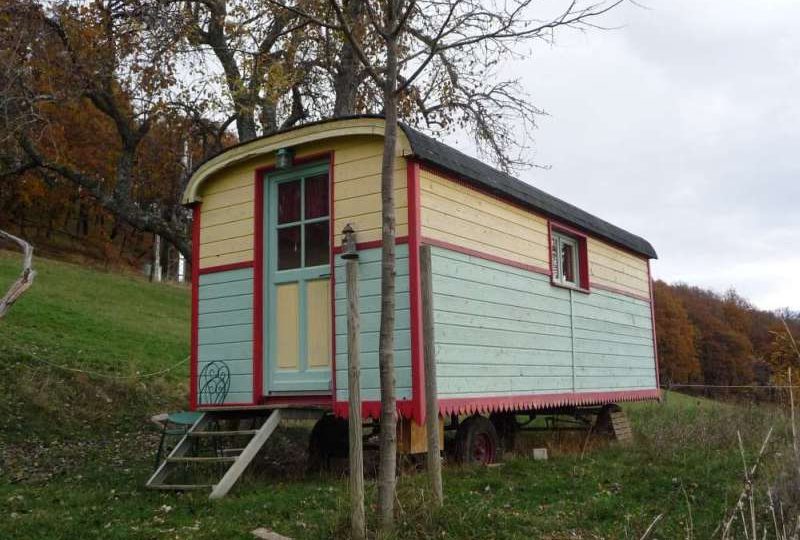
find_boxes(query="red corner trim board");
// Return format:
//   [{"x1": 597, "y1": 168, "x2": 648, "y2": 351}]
[
  {"x1": 189, "y1": 203, "x2": 201, "y2": 411},
  {"x1": 407, "y1": 160, "x2": 426, "y2": 425}
]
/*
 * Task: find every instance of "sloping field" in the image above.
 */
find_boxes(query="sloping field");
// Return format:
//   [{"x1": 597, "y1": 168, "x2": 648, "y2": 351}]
[{"x1": 0, "y1": 251, "x2": 793, "y2": 539}]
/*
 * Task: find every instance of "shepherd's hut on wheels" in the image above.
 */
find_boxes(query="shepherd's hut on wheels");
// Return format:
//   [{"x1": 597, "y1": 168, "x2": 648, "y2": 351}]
[{"x1": 147, "y1": 116, "x2": 659, "y2": 496}]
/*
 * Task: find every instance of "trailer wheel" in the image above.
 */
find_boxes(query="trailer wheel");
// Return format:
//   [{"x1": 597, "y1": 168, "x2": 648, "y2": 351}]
[
  {"x1": 455, "y1": 415, "x2": 501, "y2": 465},
  {"x1": 307, "y1": 414, "x2": 348, "y2": 472}
]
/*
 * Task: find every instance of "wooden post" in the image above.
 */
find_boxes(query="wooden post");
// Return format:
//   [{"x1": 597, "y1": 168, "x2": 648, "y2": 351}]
[
  {"x1": 420, "y1": 245, "x2": 443, "y2": 506},
  {"x1": 343, "y1": 224, "x2": 366, "y2": 540}
]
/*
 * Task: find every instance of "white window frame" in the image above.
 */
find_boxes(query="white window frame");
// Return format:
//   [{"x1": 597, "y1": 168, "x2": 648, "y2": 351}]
[{"x1": 551, "y1": 230, "x2": 581, "y2": 288}]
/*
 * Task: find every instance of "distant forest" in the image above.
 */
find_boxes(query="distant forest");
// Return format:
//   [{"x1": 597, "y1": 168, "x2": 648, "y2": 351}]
[{"x1": 654, "y1": 281, "x2": 799, "y2": 390}]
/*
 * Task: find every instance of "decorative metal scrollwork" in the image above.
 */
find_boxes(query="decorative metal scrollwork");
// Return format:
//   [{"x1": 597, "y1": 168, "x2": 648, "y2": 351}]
[{"x1": 198, "y1": 361, "x2": 231, "y2": 405}]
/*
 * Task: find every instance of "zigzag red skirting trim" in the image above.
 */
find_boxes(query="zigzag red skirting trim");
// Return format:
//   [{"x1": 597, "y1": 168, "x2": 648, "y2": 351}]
[
  {"x1": 333, "y1": 399, "x2": 415, "y2": 419},
  {"x1": 333, "y1": 389, "x2": 660, "y2": 420},
  {"x1": 437, "y1": 388, "x2": 661, "y2": 417}
]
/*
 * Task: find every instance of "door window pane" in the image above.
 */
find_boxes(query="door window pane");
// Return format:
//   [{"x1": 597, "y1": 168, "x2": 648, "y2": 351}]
[
  {"x1": 277, "y1": 225, "x2": 301, "y2": 270},
  {"x1": 305, "y1": 221, "x2": 329, "y2": 267},
  {"x1": 304, "y1": 173, "x2": 329, "y2": 219},
  {"x1": 278, "y1": 180, "x2": 301, "y2": 224}
]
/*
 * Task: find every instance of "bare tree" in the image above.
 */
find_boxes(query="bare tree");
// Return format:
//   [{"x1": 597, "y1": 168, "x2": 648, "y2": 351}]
[
  {"x1": 0, "y1": 1, "x2": 194, "y2": 258},
  {"x1": 167, "y1": 0, "x2": 314, "y2": 141},
  {"x1": 272, "y1": 0, "x2": 627, "y2": 531}
]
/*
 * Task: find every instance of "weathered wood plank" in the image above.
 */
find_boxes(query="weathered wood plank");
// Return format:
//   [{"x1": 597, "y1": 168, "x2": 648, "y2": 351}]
[{"x1": 209, "y1": 410, "x2": 282, "y2": 499}]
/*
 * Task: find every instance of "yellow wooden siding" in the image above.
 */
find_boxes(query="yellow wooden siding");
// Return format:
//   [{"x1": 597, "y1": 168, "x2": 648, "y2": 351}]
[
  {"x1": 587, "y1": 238, "x2": 650, "y2": 297},
  {"x1": 276, "y1": 283, "x2": 300, "y2": 369},
  {"x1": 332, "y1": 139, "x2": 408, "y2": 243},
  {"x1": 197, "y1": 135, "x2": 408, "y2": 268},
  {"x1": 419, "y1": 168, "x2": 549, "y2": 269},
  {"x1": 306, "y1": 279, "x2": 332, "y2": 368},
  {"x1": 198, "y1": 161, "x2": 256, "y2": 269}
]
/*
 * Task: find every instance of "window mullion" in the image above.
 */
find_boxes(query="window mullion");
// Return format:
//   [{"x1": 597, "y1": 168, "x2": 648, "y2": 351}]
[{"x1": 300, "y1": 177, "x2": 306, "y2": 268}]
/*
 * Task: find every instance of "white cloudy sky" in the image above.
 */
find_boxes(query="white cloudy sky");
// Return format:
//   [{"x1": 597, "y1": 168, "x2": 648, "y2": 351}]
[{"x1": 449, "y1": 0, "x2": 799, "y2": 310}]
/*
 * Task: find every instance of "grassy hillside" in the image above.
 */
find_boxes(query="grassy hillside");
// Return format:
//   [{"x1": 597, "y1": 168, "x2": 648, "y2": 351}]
[
  {"x1": 0, "y1": 251, "x2": 796, "y2": 539},
  {"x1": 0, "y1": 249, "x2": 189, "y2": 445}
]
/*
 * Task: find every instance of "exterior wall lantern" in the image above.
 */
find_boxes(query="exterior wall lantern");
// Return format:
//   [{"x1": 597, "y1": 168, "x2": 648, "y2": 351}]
[
  {"x1": 341, "y1": 223, "x2": 358, "y2": 260},
  {"x1": 276, "y1": 147, "x2": 295, "y2": 169}
]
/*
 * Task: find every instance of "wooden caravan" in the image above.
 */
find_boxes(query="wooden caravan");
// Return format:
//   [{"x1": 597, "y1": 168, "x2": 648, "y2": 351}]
[{"x1": 174, "y1": 116, "x2": 658, "y2": 478}]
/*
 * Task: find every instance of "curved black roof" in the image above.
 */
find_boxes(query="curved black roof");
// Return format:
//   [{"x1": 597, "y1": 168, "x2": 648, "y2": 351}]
[{"x1": 398, "y1": 124, "x2": 657, "y2": 259}]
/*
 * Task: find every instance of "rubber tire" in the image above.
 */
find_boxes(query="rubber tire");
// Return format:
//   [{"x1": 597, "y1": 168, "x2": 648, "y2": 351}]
[
  {"x1": 455, "y1": 415, "x2": 502, "y2": 465},
  {"x1": 307, "y1": 414, "x2": 349, "y2": 472},
  {"x1": 489, "y1": 412, "x2": 518, "y2": 453}
]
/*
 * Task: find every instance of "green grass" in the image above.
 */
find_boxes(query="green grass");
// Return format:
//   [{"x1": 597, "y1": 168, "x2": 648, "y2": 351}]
[{"x1": 0, "y1": 251, "x2": 795, "y2": 539}]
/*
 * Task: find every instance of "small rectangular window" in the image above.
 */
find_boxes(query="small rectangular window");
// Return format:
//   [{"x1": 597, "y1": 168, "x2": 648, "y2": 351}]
[{"x1": 551, "y1": 230, "x2": 583, "y2": 288}]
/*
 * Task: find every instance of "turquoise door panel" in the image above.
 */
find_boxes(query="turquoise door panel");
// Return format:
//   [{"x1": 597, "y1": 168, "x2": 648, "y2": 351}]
[{"x1": 265, "y1": 162, "x2": 333, "y2": 394}]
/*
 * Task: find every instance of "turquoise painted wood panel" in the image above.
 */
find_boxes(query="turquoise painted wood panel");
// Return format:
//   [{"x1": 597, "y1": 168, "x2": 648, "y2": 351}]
[
  {"x1": 429, "y1": 245, "x2": 657, "y2": 399},
  {"x1": 198, "y1": 309, "x2": 252, "y2": 329},
  {"x1": 333, "y1": 244, "x2": 412, "y2": 403},
  {"x1": 197, "y1": 268, "x2": 254, "y2": 405},
  {"x1": 199, "y1": 294, "x2": 253, "y2": 315},
  {"x1": 435, "y1": 344, "x2": 573, "y2": 367},
  {"x1": 571, "y1": 285, "x2": 656, "y2": 391},
  {"x1": 199, "y1": 267, "x2": 252, "y2": 285},
  {"x1": 334, "y1": 294, "x2": 410, "y2": 315}
]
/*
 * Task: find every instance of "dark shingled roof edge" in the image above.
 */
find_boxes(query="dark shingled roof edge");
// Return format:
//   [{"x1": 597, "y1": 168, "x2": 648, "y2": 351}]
[{"x1": 399, "y1": 123, "x2": 658, "y2": 259}]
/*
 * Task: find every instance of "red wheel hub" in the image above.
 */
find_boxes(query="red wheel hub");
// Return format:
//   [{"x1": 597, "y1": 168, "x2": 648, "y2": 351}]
[{"x1": 473, "y1": 433, "x2": 496, "y2": 464}]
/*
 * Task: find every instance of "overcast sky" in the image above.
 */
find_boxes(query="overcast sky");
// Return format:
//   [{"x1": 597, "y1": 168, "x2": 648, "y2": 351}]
[{"x1": 448, "y1": 0, "x2": 799, "y2": 311}]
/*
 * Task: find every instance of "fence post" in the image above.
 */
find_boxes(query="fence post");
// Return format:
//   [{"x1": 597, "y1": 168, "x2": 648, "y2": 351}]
[
  {"x1": 420, "y1": 245, "x2": 443, "y2": 506},
  {"x1": 342, "y1": 224, "x2": 365, "y2": 540}
]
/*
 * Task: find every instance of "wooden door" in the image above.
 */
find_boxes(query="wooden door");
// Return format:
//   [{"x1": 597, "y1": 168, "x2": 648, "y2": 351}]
[{"x1": 266, "y1": 163, "x2": 332, "y2": 393}]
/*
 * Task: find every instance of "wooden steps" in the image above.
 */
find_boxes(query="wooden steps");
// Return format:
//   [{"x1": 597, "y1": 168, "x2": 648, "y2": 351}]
[
  {"x1": 146, "y1": 409, "x2": 282, "y2": 499},
  {"x1": 166, "y1": 456, "x2": 237, "y2": 463},
  {"x1": 189, "y1": 430, "x2": 259, "y2": 437},
  {"x1": 149, "y1": 484, "x2": 215, "y2": 491}
]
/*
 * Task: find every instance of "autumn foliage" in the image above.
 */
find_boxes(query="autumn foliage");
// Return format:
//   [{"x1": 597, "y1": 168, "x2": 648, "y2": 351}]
[{"x1": 654, "y1": 280, "x2": 800, "y2": 390}]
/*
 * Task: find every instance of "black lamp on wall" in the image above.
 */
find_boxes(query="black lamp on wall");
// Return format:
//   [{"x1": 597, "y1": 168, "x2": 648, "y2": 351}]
[
  {"x1": 276, "y1": 147, "x2": 295, "y2": 169},
  {"x1": 341, "y1": 223, "x2": 358, "y2": 260}
]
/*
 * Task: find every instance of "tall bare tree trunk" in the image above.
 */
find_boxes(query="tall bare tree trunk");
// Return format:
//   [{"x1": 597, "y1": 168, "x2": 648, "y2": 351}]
[
  {"x1": 377, "y1": 17, "x2": 399, "y2": 533},
  {"x1": 333, "y1": 0, "x2": 365, "y2": 116}
]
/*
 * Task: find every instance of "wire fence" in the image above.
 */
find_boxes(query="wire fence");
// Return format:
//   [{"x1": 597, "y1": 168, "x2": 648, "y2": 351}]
[{"x1": 660, "y1": 382, "x2": 799, "y2": 405}]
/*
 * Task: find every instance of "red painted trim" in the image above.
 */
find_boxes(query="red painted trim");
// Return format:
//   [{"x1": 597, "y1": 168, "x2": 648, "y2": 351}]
[
  {"x1": 418, "y1": 161, "x2": 652, "y2": 262},
  {"x1": 333, "y1": 389, "x2": 659, "y2": 418},
  {"x1": 549, "y1": 219, "x2": 590, "y2": 290},
  {"x1": 333, "y1": 399, "x2": 416, "y2": 419},
  {"x1": 407, "y1": 160, "x2": 425, "y2": 425},
  {"x1": 189, "y1": 204, "x2": 201, "y2": 411},
  {"x1": 437, "y1": 389, "x2": 661, "y2": 416},
  {"x1": 198, "y1": 260, "x2": 254, "y2": 275},
  {"x1": 647, "y1": 260, "x2": 661, "y2": 395},
  {"x1": 197, "y1": 401, "x2": 262, "y2": 410},
  {"x1": 421, "y1": 236, "x2": 551, "y2": 276},
  {"x1": 332, "y1": 236, "x2": 409, "y2": 254},
  {"x1": 591, "y1": 282, "x2": 652, "y2": 303},
  {"x1": 547, "y1": 218, "x2": 553, "y2": 277},
  {"x1": 328, "y1": 153, "x2": 337, "y2": 407},
  {"x1": 263, "y1": 394, "x2": 333, "y2": 407},
  {"x1": 253, "y1": 168, "x2": 265, "y2": 404}
]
